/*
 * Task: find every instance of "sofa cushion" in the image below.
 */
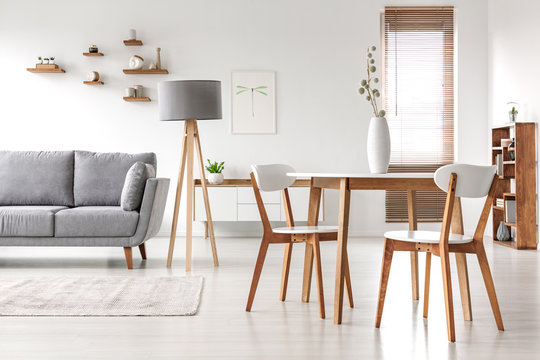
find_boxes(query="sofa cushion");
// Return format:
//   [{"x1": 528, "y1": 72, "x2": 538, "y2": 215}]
[
  {"x1": 74, "y1": 151, "x2": 157, "y2": 206},
  {"x1": 0, "y1": 206, "x2": 68, "y2": 237},
  {"x1": 0, "y1": 151, "x2": 74, "y2": 206},
  {"x1": 55, "y1": 206, "x2": 139, "y2": 237},
  {"x1": 121, "y1": 162, "x2": 156, "y2": 211}
]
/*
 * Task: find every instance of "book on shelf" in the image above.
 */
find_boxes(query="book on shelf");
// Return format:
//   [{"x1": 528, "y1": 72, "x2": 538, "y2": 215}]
[
  {"x1": 505, "y1": 199, "x2": 516, "y2": 223},
  {"x1": 495, "y1": 154, "x2": 503, "y2": 176}
]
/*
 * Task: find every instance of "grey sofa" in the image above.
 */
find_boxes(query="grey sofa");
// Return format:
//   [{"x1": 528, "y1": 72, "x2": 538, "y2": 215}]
[{"x1": 0, "y1": 150, "x2": 170, "y2": 269}]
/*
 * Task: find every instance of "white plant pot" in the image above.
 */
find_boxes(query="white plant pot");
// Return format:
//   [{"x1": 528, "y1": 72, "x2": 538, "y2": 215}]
[
  {"x1": 49, "y1": 60, "x2": 55, "y2": 64},
  {"x1": 367, "y1": 116, "x2": 391, "y2": 174},
  {"x1": 43, "y1": 60, "x2": 49, "y2": 64},
  {"x1": 207, "y1": 173, "x2": 224, "y2": 185}
]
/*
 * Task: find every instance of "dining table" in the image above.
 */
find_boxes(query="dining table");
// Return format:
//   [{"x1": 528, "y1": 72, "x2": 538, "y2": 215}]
[{"x1": 287, "y1": 172, "x2": 471, "y2": 324}]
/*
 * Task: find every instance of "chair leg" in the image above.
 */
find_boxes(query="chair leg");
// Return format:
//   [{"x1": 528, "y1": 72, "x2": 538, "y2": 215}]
[
  {"x1": 440, "y1": 248, "x2": 456, "y2": 342},
  {"x1": 246, "y1": 238, "x2": 270, "y2": 312},
  {"x1": 312, "y1": 236, "x2": 325, "y2": 319},
  {"x1": 138, "y1": 243, "x2": 147, "y2": 260},
  {"x1": 423, "y1": 252, "x2": 432, "y2": 318},
  {"x1": 375, "y1": 238, "x2": 394, "y2": 328},
  {"x1": 476, "y1": 245, "x2": 504, "y2": 330},
  {"x1": 302, "y1": 241, "x2": 314, "y2": 302},
  {"x1": 123, "y1": 247, "x2": 133, "y2": 270},
  {"x1": 344, "y1": 250, "x2": 354, "y2": 308},
  {"x1": 280, "y1": 242, "x2": 293, "y2": 301}
]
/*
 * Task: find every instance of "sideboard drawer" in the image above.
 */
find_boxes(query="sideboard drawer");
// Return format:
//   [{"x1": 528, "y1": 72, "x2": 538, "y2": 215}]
[
  {"x1": 238, "y1": 203, "x2": 281, "y2": 221},
  {"x1": 237, "y1": 187, "x2": 281, "y2": 204},
  {"x1": 195, "y1": 187, "x2": 237, "y2": 221}
]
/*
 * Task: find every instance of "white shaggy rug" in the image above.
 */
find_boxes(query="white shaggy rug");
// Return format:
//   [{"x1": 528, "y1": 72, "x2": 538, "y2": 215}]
[{"x1": 0, "y1": 276, "x2": 204, "y2": 316}]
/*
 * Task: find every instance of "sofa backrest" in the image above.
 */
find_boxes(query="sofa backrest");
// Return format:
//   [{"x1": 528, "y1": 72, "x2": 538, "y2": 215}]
[
  {"x1": 74, "y1": 151, "x2": 157, "y2": 206},
  {"x1": 0, "y1": 151, "x2": 75, "y2": 206}
]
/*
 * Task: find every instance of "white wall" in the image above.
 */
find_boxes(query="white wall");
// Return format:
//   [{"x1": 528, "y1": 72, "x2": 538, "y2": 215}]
[
  {"x1": 488, "y1": 0, "x2": 540, "y2": 241},
  {"x1": 0, "y1": 0, "x2": 489, "y2": 237}
]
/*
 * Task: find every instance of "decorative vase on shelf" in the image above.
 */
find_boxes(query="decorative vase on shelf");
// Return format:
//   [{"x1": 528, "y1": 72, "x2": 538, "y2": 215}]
[
  {"x1": 508, "y1": 138, "x2": 516, "y2": 160},
  {"x1": 497, "y1": 221, "x2": 510, "y2": 241},
  {"x1": 207, "y1": 173, "x2": 224, "y2": 185},
  {"x1": 128, "y1": 55, "x2": 144, "y2": 70},
  {"x1": 367, "y1": 116, "x2": 391, "y2": 174}
]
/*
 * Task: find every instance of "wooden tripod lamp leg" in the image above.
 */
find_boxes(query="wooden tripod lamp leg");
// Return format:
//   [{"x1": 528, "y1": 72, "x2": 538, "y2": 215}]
[
  {"x1": 167, "y1": 122, "x2": 189, "y2": 268},
  {"x1": 193, "y1": 121, "x2": 219, "y2": 267},
  {"x1": 185, "y1": 121, "x2": 195, "y2": 272}
]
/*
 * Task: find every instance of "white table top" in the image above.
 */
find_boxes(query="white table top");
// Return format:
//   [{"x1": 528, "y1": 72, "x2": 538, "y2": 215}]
[{"x1": 287, "y1": 172, "x2": 434, "y2": 179}]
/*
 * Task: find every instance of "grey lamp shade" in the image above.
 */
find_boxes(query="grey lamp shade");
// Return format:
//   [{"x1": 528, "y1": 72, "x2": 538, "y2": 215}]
[{"x1": 158, "y1": 80, "x2": 222, "y2": 121}]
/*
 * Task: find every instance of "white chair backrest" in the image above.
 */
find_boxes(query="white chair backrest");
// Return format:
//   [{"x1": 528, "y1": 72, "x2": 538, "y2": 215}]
[
  {"x1": 251, "y1": 164, "x2": 296, "y2": 192},
  {"x1": 435, "y1": 164, "x2": 496, "y2": 198}
]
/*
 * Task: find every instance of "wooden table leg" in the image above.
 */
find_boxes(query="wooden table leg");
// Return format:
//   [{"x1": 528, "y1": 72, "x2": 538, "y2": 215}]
[
  {"x1": 302, "y1": 182, "x2": 321, "y2": 302},
  {"x1": 452, "y1": 197, "x2": 472, "y2": 321},
  {"x1": 407, "y1": 190, "x2": 419, "y2": 300},
  {"x1": 334, "y1": 178, "x2": 350, "y2": 324}
]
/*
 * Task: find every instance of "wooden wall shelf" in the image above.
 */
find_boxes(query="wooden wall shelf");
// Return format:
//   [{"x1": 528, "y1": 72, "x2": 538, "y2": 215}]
[
  {"x1": 122, "y1": 69, "x2": 168, "y2": 74},
  {"x1": 83, "y1": 52, "x2": 104, "y2": 56},
  {"x1": 27, "y1": 67, "x2": 65, "y2": 73},
  {"x1": 123, "y1": 97, "x2": 150, "y2": 102},
  {"x1": 83, "y1": 81, "x2": 104, "y2": 85},
  {"x1": 491, "y1": 123, "x2": 537, "y2": 249},
  {"x1": 124, "y1": 40, "x2": 143, "y2": 46}
]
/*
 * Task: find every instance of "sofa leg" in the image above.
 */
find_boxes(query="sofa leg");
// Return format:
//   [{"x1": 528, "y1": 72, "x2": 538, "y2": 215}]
[
  {"x1": 138, "y1": 243, "x2": 147, "y2": 260},
  {"x1": 123, "y1": 247, "x2": 133, "y2": 269}
]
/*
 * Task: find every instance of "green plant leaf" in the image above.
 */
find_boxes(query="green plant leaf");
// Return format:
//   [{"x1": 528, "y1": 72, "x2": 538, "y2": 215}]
[
  {"x1": 236, "y1": 85, "x2": 248, "y2": 89},
  {"x1": 236, "y1": 89, "x2": 248, "y2": 95},
  {"x1": 255, "y1": 90, "x2": 268, "y2": 95},
  {"x1": 254, "y1": 86, "x2": 267, "y2": 89}
]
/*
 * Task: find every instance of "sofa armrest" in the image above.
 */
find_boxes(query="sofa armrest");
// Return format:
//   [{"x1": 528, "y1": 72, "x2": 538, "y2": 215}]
[{"x1": 129, "y1": 177, "x2": 170, "y2": 246}]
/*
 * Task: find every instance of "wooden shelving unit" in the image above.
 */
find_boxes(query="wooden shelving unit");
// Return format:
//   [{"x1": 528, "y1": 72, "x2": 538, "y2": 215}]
[
  {"x1": 83, "y1": 81, "x2": 104, "y2": 85},
  {"x1": 122, "y1": 69, "x2": 168, "y2": 74},
  {"x1": 124, "y1": 40, "x2": 143, "y2": 46},
  {"x1": 123, "y1": 97, "x2": 150, "y2": 102},
  {"x1": 83, "y1": 52, "x2": 104, "y2": 56},
  {"x1": 491, "y1": 122, "x2": 537, "y2": 249}
]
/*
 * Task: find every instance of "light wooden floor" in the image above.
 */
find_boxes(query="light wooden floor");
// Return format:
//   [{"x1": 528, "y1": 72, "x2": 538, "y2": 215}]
[{"x1": 0, "y1": 236, "x2": 538, "y2": 360}]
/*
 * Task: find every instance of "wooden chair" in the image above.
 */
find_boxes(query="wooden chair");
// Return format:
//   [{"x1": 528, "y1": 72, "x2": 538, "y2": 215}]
[
  {"x1": 375, "y1": 164, "x2": 504, "y2": 342},
  {"x1": 245, "y1": 164, "x2": 353, "y2": 318}
]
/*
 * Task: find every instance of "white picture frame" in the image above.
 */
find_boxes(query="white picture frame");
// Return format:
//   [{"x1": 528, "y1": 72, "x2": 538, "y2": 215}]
[{"x1": 231, "y1": 71, "x2": 276, "y2": 134}]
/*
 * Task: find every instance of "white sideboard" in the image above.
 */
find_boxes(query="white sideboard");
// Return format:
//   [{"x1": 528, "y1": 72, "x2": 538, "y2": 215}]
[{"x1": 193, "y1": 179, "x2": 324, "y2": 236}]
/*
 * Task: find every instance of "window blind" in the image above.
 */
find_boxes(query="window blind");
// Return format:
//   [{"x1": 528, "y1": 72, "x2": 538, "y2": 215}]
[{"x1": 383, "y1": 6, "x2": 455, "y2": 222}]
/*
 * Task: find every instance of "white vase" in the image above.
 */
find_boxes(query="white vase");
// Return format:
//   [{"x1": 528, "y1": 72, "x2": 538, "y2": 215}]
[
  {"x1": 367, "y1": 116, "x2": 391, "y2": 174},
  {"x1": 207, "y1": 173, "x2": 224, "y2": 185}
]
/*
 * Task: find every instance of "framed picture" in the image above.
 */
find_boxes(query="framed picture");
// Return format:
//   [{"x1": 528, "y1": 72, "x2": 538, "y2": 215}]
[{"x1": 231, "y1": 71, "x2": 276, "y2": 134}]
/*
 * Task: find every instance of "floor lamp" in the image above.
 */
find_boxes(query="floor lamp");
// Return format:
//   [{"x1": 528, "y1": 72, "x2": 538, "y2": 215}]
[{"x1": 158, "y1": 80, "x2": 222, "y2": 271}]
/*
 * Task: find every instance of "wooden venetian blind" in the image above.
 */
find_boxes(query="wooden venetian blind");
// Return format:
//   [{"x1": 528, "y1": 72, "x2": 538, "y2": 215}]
[{"x1": 383, "y1": 6, "x2": 455, "y2": 222}]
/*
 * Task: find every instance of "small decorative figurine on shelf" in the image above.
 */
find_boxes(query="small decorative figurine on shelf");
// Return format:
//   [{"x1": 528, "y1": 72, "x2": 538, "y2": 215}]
[
  {"x1": 89, "y1": 45, "x2": 98, "y2": 53},
  {"x1": 156, "y1": 47, "x2": 161, "y2": 69},
  {"x1": 37, "y1": 56, "x2": 42, "y2": 64},
  {"x1": 86, "y1": 71, "x2": 100, "y2": 81},
  {"x1": 43, "y1": 58, "x2": 49, "y2": 64},
  {"x1": 508, "y1": 138, "x2": 516, "y2": 160},
  {"x1": 49, "y1": 57, "x2": 55, "y2": 65},
  {"x1": 128, "y1": 55, "x2": 144, "y2": 70}
]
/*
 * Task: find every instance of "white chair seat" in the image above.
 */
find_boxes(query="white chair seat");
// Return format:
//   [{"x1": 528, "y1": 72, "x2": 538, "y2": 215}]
[
  {"x1": 273, "y1": 225, "x2": 338, "y2": 234},
  {"x1": 384, "y1": 230, "x2": 473, "y2": 244}
]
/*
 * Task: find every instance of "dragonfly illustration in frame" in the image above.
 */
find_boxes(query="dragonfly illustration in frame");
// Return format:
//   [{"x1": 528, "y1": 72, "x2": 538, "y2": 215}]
[{"x1": 236, "y1": 85, "x2": 268, "y2": 118}]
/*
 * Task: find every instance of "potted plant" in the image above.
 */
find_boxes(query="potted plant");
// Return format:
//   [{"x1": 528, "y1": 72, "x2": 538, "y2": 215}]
[
  {"x1": 358, "y1": 45, "x2": 389, "y2": 174},
  {"x1": 37, "y1": 56, "x2": 42, "y2": 64},
  {"x1": 509, "y1": 106, "x2": 518, "y2": 122},
  {"x1": 49, "y1": 57, "x2": 55, "y2": 65},
  {"x1": 43, "y1": 57, "x2": 49, "y2": 64},
  {"x1": 205, "y1": 159, "x2": 225, "y2": 185}
]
